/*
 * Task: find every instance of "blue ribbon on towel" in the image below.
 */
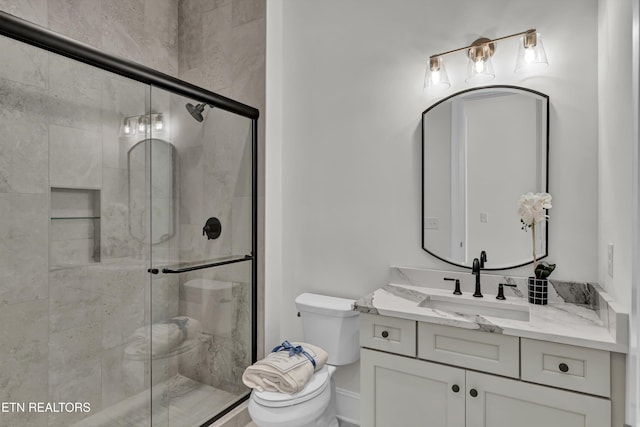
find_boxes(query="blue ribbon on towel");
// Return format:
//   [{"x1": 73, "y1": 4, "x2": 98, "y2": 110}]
[{"x1": 271, "y1": 340, "x2": 316, "y2": 368}]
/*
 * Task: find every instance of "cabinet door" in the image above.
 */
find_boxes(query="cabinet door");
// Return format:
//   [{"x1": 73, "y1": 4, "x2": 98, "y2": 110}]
[
  {"x1": 466, "y1": 371, "x2": 611, "y2": 427},
  {"x1": 361, "y1": 348, "x2": 465, "y2": 427}
]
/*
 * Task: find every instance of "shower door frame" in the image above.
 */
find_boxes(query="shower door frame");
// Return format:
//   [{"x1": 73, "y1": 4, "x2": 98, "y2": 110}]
[{"x1": 0, "y1": 10, "x2": 259, "y2": 426}]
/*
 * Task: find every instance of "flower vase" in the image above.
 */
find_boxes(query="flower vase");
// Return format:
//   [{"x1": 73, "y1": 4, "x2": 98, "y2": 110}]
[{"x1": 528, "y1": 277, "x2": 548, "y2": 305}]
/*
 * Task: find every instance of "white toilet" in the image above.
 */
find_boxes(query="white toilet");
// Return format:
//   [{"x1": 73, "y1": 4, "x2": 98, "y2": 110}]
[{"x1": 248, "y1": 293, "x2": 360, "y2": 427}]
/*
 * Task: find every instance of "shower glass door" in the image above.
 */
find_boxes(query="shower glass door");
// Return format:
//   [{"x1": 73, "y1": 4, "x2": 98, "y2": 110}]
[
  {"x1": 1, "y1": 26, "x2": 255, "y2": 427},
  {"x1": 148, "y1": 88, "x2": 254, "y2": 426}
]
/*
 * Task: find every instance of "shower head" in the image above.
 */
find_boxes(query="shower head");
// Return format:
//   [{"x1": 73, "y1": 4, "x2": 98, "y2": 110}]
[{"x1": 185, "y1": 103, "x2": 206, "y2": 122}]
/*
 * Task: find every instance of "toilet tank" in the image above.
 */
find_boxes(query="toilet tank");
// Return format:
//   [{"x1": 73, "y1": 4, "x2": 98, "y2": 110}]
[{"x1": 295, "y1": 293, "x2": 360, "y2": 366}]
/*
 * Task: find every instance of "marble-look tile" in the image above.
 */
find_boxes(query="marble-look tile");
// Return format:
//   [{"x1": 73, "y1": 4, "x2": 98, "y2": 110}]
[
  {"x1": 47, "y1": 0, "x2": 103, "y2": 49},
  {"x1": 102, "y1": 168, "x2": 136, "y2": 259},
  {"x1": 231, "y1": 0, "x2": 265, "y2": 27},
  {"x1": 101, "y1": 267, "x2": 147, "y2": 349},
  {"x1": 201, "y1": 4, "x2": 233, "y2": 91},
  {"x1": 0, "y1": 193, "x2": 48, "y2": 305},
  {"x1": 101, "y1": 343, "x2": 148, "y2": 408},
  {"x1": 230, "y1": 199, "x2": 251, "y2": 256},
  {"x1": 0, "y1": 77, "x2": 49, "y2": 124},
  {"x1": 178, "y1": 0, "x2": 204, "y2": 74},
  {"x1": 144, "y1": 0, "x2": 179, "y2": 77},
  {"x1": 102, "y1": 76, "x2": 149, "y2": 121},
  {"x1": 49, "y1": 266, "x2": 102, "y2": 332},
  {"x1": 0, "y1": 36, "x2": 48, "y2": 88},
  {"x1": 0, "y1": 116, "x2": 48, "y2": 193},
  {"x1": 0, "y1": 300, "x2": 49, "y2": 427},
  {"x1": 149, "y1": 275, "x2": 180, "y2": 323},
  {"x1": 229, "y1": 17, "x2": 265, "y2": 108},
  {"x1": 49, "y1": 322, "x2": 102, "y2": 371},
  {"x1": 178, "y1": 145, "x2": 204, "y2": 225},
  {"x1": 49, "y1": 124, "x2": 102, "y2": 189},
  {"x1": 50, "y1": 238, "x2": 98, "y2": 266},
  {"x1": 48, "y1": 55, "x2": 103, "y2": 131},
  {"x1": 178, "y1": 224, "x2": 205, "y2": 262},
  {"x1": 100, "y1": 0, "x2": 146, "y2": 64},
  {"x1": 0, "y1": 0, "x2": 48, "y2": 27},
  {"x1": 48, "y1": 355, "x2": 102, "y2": 427}
]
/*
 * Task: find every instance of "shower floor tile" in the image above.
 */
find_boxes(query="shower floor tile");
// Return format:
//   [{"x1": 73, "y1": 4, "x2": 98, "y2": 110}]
[{"x1": 71, "y1": 374, "x2": 240, "y2": 427}]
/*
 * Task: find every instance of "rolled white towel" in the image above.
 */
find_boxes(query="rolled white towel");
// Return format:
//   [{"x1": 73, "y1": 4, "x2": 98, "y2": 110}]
[{"x1": 242, "y1": 341, "x2": 328, "y2": 394}]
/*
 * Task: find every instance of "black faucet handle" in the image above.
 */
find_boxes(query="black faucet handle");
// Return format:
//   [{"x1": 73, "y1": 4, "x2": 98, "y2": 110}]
[
  {"x1": 496, "y1": 283, "x2": 517, "y2": 300},
  {"x1": 444, "y1": 277, "x2": 462, "y2": 295},
  {"x1": 480, "y1": 250, "x2": 487, "y2": 268}
]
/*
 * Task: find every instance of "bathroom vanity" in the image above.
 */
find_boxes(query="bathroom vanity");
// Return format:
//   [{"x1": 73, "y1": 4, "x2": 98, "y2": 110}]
[{"x1": 356, "y1": 268, "x2": 628, "y2": 427}]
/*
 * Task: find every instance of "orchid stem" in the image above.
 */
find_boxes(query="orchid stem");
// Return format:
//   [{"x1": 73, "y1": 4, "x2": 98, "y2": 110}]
[{"x1": 532, "y1": 223, "x2": 537, "y2": 276}]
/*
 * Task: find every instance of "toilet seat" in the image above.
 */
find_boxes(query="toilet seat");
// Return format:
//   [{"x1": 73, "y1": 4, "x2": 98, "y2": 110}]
[{"x1": 251, "y1": 366, "x2": 330, "y2": 408}]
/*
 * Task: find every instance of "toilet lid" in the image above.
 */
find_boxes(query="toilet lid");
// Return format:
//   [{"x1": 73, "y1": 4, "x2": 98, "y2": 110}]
[{"x1": 251, "y1": 366, "x2": 330, "y2": 408}]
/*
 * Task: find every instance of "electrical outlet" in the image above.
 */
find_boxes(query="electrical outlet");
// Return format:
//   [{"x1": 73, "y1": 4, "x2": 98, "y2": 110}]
[
  {"x1": 480, "y1": 212, "x2": 488, "y2": 223},
  {"x1": 426, "y1": 217, "x2": 439, "y2": 230},
  {"x1": 607, "y1": 244, "x2": 614, "y2": 277}
]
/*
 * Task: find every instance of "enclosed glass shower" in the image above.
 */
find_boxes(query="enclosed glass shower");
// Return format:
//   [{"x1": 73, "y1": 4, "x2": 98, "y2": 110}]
[{"x1": 0, "y1": 12, "x2": 257, "y2": 427}]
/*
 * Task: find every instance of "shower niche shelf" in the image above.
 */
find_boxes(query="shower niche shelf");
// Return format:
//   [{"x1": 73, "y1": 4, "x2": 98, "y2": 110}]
[{"x1": 50, "y1": 187, "x2": 101, "y2": 267}]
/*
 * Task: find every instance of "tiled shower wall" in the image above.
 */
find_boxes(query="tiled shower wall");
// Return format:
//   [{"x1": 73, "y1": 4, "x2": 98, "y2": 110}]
[
  {"x1": 177, "y1": 0, "x2": 266, "y2": 358},
  {"x1": 0, "y1": 1, "x2": 265, "y2": 425}
]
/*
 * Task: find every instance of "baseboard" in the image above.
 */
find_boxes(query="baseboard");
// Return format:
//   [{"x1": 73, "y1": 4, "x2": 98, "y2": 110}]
[{"x1": 335, "y1": 387, "x2": 360, "y2": 425}]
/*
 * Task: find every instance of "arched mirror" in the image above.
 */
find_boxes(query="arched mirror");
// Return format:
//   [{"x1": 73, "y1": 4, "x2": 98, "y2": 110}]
[
  {"x1": 128, "y1": 138, "x2": 176, "y2": 244},
  {"x1": 422, "y1": 86, "x2": 549, "y2": 270}
]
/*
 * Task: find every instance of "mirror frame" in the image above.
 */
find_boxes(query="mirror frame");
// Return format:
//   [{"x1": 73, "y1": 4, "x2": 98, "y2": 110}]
[{"x1": 421, "y1": 85, "x2": 550, "y2": 270}]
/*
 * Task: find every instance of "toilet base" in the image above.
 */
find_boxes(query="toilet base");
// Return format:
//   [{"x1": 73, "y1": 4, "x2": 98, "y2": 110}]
[{"x1": 248, "y1": 378, "x2": 339, "y2": 427}]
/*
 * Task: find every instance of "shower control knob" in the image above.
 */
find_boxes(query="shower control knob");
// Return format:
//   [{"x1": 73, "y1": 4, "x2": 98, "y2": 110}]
[
  {"x1": 381, "y1": 330, "x2": 389, "y2": 338},
  {"x1": 203, "y1": 217, "x2": 222, "y2": 240}
]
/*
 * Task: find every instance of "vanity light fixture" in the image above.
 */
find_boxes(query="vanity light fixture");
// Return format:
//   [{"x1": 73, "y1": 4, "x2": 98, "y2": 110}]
[
  {"x1": 425, "y1": 29, "x2": 548, "y2": 91},
  {"x1": 119, "y1": 113, "x2": 166, "y2": 137}
]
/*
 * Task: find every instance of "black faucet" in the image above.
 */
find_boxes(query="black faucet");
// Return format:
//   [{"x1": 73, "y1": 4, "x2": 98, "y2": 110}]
[
  {"x1": 472, "y1": 258, "x2": 483, "y2": 298},
  {"x1": 480, "y1": 250, "x2": 487, "y2": 268}
]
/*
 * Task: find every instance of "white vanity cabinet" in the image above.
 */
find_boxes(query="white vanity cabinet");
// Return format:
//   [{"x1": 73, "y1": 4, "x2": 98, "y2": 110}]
[{"x1": 360, "y1": 313, "x2": 613, "y2": 427}]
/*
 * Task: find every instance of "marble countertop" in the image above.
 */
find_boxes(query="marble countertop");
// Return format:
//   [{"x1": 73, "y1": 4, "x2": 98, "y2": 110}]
[{"x1": 354, "y1": 267, "x2": 628, "y2": 353}]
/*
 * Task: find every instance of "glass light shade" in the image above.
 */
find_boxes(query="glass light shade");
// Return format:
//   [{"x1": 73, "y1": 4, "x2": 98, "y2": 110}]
[
  {"x1": 137, "y1": 116, "x2": 149, "y2": 133},
  {"x1": 424, "y1": 57, "x2": 450, "y2": 91},
  {"x1": 515, "y1": 32, "x2": 548, "y2": 72},
  {"x1": 120, "y1": 117, "x2": 135, "y2": 137},
  {"x1": 465, "y1": 55, "x2": 495, "y2": 83},
  {"x1": 153, "y1": 114, "x2": 164, "y2": 131}
]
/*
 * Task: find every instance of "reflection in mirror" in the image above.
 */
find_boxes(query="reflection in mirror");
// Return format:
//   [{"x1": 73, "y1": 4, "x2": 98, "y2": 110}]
[
  {"x1": 422, "y1": 86, "x2": 548, "y2": 270},
  {"x1": 128, "y1": 138, "x2": 176, "y2": 244}
]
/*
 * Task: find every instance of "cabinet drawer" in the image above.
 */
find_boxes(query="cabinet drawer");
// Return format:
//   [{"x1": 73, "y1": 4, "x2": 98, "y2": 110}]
[
  {"x1": 418, "y1": 323, "x2": 519, "y2": 378},
  {"x1": 360, "y1": 313, "x2": 416, "y2": 357},
  {"x1": 521, "y1": 338, "x2": 610, "y2": 397}
]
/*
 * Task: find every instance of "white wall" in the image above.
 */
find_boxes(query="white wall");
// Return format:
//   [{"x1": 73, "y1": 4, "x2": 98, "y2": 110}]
[
  {"x1": 267, "y1": 0, "x2": 600, "y2": 393},
  {"x1": 598, "y1": 0, "x2": 638, "y2": 424},
  {"x1": 598, "y1": 0, "x2": 634, "y2": 311}
]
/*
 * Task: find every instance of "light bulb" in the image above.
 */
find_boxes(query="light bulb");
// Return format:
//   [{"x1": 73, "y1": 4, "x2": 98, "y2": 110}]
[
  {"x1": 475, "y1": 59, "x2": 484, "y2": 73},
  {"x1": 138, "y1": 117, "x2": 147, "y2": 133},
  {"x1": 124, "y1": 120, "x2": 131, "y2": 135},
  {"x1": 154, "y1": 114, "x2": 164, "y2": 131},
  {"x1": 524, "y1": 47, "x2": 535, "y2": 63},
  {"x1": 431, "y1": 70, "x2": 440, "y2": 84}
]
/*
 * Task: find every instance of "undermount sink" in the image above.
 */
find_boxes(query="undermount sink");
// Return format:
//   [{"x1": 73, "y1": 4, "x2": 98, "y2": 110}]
[{"x1": 419, "y1": 294, "x2": 530, "y2": 322}]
